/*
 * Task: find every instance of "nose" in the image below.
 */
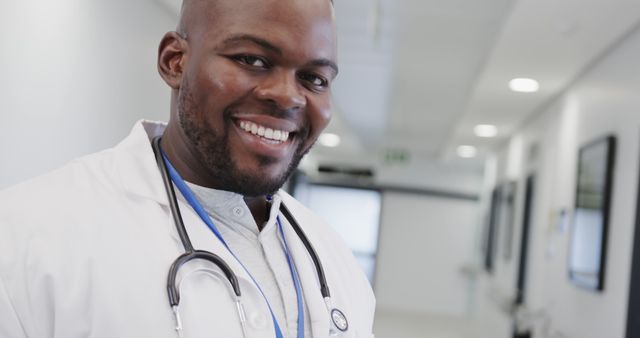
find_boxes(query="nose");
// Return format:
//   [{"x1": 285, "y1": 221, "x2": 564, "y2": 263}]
[{"x1": 254, "y1": 70, "x2": 306, "y2": 112}]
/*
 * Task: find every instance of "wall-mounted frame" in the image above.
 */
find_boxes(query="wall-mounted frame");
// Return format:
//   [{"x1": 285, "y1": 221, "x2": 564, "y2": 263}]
[
  {"x1": 501, "y1": 181, "x2": 517, "y2": 261},
  {"x1": 568, "y1": 135, "x2": 616, "y2": 291},
  {"x1": 483, "y1": 181, "x2": 518, "y2": 273}
]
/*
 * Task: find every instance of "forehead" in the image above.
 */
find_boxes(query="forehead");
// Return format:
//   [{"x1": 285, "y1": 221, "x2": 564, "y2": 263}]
[{"x1": 188, "y1": 0, "x2": 337, "y2": 60}]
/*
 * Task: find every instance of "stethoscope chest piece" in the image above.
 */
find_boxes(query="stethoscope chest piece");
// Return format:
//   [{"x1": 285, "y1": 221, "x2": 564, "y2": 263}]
[{"x1": 331, "y1": 308, "x2": 349, "y2": 332}]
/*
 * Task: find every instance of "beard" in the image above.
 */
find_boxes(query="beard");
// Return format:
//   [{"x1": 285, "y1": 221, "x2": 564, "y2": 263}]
[{"x1": 177, "y1": 81, "x2": 310, "y2": 197}]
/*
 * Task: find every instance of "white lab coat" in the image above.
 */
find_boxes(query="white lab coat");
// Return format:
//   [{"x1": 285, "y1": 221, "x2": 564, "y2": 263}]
[{"x1": 0, "y1": 121, "x2": 375, "y2": 338}]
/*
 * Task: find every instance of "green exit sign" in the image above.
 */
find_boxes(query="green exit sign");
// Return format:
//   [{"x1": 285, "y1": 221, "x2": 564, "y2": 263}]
[{"x1": 383, "y1": 149, "x2": 410, "y2": 164}]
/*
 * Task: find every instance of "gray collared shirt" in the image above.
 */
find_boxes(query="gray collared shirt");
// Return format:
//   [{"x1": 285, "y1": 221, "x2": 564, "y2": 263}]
[{"x1": 185, "y1": 183, "x2": 311, "y2": 337}]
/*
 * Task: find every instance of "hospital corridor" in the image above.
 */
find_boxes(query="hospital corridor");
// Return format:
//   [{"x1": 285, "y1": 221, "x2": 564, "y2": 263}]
[{"x1": 3, "y1": 0, "x2": 640, "y2": 337}]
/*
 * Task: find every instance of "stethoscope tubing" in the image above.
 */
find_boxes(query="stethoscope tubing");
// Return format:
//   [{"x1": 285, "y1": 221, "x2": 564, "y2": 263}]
[
  {"x1": 152, "y1": 136, "x2": 347, "y2": 335},
  {"x1": 279, "y1": 202, "x2": 331, "y2": 298},
  {"x1": 153, "y1": 137, "x2": 242, "y2": 304},
  {"x1": 153, "y1": 137, "x2": 194, "y2": 252}
]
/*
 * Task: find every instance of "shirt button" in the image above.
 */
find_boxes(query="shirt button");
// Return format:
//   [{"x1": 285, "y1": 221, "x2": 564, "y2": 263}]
[
  {"x1": 232, "y1": 207, "x2": 244, "y2": 217},
  {"x1": 249, "y1": 312, "x2": 268, "y2": 329}
]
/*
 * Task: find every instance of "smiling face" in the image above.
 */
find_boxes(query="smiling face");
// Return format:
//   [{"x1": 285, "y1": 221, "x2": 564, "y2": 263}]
[{"x1": 159, "y1": 0, "x2": 337, "y2": 196}]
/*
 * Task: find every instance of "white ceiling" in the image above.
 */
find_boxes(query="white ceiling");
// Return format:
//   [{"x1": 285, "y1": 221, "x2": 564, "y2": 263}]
[
  {"x1": 154, "y1": 0, "x2": 640, "y2": 169},
  {"x1": 328, "y1": 0, "x2": 640, "y2": 169},
  {"x1": 448, "y1": 0, "x2": 640, "y2": 161},
  {"x1": 327, "y1": 0, "x2": 512, "y2": 158}
]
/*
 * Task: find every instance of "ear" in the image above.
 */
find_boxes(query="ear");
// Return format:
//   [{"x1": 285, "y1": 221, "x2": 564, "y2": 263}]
[{"x1": 158, "y1": 31, "x2": 188, "y2": 89}]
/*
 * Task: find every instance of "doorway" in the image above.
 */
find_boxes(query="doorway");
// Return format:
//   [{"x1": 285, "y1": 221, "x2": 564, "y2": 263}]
[{"x1": 513, "y1": 174, "x2": 535, "y2": 338}]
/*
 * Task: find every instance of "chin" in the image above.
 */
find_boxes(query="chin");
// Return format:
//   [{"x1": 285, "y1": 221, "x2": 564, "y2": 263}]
[
  {"x1": 233, "y1": 176, "x2": 287, "y2": 197},
  {"x1": 223, "y1": 161, "x2": 291, "y2": 197}
]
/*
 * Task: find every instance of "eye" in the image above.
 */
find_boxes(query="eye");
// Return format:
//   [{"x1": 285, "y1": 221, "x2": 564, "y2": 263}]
[
  {"x1": 299, "y1": 72, "x2": 329, "y2": 90},
  {"x1": 234, "y1": 55, "x2": 269, "y2": 69}
]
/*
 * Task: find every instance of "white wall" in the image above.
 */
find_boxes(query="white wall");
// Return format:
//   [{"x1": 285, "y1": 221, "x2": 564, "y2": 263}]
[
  {"x1": 475, "y1": 23, "x2": 640, "y2": 338},
  {"x1": 0, "y1": 0, "x2": 175, "y2": 188},
  {"x1": 375, "y1": 191, "x2": 480, "y2": 317}
]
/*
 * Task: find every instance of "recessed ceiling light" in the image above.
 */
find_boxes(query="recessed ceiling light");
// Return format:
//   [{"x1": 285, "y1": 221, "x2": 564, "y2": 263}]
[
  {"x1": 474, "y1": 124, "x2": 498, "y2": 138},
  {"x1": 318, "y1": 133, "x2": 341, "y2": 147},
  {"x1": 457, "y1": 145, "x2": 477, "y2": 158},
  {"x1": 509, "y1": 78, "x2": 540, "y2": 93}
]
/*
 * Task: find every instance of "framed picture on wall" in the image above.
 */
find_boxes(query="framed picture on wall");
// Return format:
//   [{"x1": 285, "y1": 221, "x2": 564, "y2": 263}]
[{"x1": 568, "y1": 135, "x2": 616, "y2": 291}]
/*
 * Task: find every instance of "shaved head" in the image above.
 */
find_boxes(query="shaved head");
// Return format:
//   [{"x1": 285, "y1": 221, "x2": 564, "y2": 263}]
[
  {"x1": 176, "y1": 0, "x2": 334, "y2": 39},
  {"x1": 176, "y1": 0, "x2": 217, "y2": 38}
]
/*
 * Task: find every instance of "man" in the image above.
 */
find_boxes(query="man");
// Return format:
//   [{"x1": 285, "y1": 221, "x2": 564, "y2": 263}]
[{"x1": 0, "y1": 0, "x2": 375, "y2": 337}]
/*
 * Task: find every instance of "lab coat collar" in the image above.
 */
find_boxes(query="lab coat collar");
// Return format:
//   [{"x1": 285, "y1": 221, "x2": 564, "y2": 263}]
[{"x1": 113, "y1": 119, "x2": 169, "y2": 205}]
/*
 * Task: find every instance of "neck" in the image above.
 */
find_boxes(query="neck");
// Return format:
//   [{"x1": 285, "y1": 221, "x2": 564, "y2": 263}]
[
  {"x1": 162, "y1": 121, "x2": 271, "y2": 228},
  {"x1": 244, "y1": 195, "x2": 270, "y2": 230}
]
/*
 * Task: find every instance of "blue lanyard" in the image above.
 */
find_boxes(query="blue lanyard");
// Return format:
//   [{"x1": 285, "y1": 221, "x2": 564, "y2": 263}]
[{"x1": 162, "y1": 155, "x2": 305, "y2": 338}]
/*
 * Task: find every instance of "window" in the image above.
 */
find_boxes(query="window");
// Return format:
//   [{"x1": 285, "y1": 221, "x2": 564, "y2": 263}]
[{"x1": 294, "y1": 184, "x2": 381, "y2": 283}]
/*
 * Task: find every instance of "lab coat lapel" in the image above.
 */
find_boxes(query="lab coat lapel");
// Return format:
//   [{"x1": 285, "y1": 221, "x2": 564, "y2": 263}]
[
  {"x1": 278, "y1": 201, "x2": 331, "y2": 337},
  {"x1": 113, "y1": 120, "x2": 169, "y2": 205}
]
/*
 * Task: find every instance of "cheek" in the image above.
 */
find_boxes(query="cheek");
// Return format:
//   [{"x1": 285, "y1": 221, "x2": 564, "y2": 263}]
[
  {"x1": 309, "y1": 102, "x2": 332, "y2": 138},
  {"x1": 190, "y1": 68, "x2": 252, "y2": 118},
  {"x1": 189, "y1": 56, "x2": 252, "y2": 97},
  {"x1": 196, "y1": 71, "x2": 231, "y2": 99}
]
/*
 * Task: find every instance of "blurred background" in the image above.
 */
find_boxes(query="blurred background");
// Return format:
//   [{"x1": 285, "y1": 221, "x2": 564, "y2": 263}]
[{"x1": 3, "y1": 0, "x2": 640, "y2": 337}]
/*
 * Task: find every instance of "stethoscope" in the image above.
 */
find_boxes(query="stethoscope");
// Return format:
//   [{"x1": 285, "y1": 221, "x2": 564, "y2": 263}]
[{"x1": 152, "y1": 137, "x2": 349, "y2": 337}]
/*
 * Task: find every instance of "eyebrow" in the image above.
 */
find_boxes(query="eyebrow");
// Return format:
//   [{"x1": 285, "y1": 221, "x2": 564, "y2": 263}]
[
  {"x1": 221, "y1": 34, "x2": 283, "y2": 55},
  {"x1": 220, "y1": 34, "x2": 339, "y2": 76},
  {"x1": 309, "y1": 59, "x2": 339, "y2": 77}
]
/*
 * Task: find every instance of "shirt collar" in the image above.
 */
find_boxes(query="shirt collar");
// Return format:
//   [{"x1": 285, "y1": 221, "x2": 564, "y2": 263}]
[{"x1": 186, "y1": 181, "x2": 283, "y2": 235}]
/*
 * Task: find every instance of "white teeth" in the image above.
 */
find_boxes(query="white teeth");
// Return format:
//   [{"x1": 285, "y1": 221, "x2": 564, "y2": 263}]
[{"x1": 238, "y1": 120, "x2": 290, "y2": 142}]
